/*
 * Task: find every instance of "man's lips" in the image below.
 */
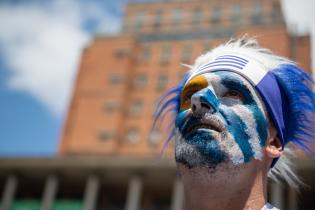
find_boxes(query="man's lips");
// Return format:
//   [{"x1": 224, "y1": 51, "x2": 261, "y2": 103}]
[
  {"x1": 186, "y1": 123, "x2": 222, "y2": 133},
  {"x1": 182, "y1": 115, "x2": 225, "y2": 136}
]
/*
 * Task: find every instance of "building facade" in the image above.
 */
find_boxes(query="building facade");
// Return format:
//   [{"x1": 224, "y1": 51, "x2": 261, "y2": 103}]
[
  {"x1": 60, "y1": 0, "x2": 311, "y2": 157},
  {"x1": 1, "y1": 0, "x2": 314, "y2": 210}
]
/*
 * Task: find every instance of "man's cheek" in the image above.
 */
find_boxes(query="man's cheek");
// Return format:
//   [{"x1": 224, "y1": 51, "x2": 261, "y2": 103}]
[
  {"x1": 221, "y1": 108, "x2": 254, "y2": 163},
  {"x1": 222, "y1": 104, "x2": 268, "y2": 162},
  {"x1": 175, "y1": 110, "x2": 190, "y2": 131},
  {"x1": 249, "y1": 105, "x2": 268, "y2": 147}
]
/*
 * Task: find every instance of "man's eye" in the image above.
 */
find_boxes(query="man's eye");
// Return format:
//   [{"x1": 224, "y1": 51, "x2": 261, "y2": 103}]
[{"x1": 223, "y1": 90, "x2": 244, "y2": 101}]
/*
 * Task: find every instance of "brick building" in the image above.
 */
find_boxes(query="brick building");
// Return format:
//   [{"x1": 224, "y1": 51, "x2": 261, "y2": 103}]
[
  {"x1": 1, "y1": 0, "x2": 314, "y2": 210},
  {"x1": 60, "y1": 0, "x2": 311, "y2": 156}
]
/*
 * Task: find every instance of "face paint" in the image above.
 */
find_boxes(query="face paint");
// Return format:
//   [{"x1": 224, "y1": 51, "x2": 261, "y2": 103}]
[{"x1": 175, "y1": 71, "x2": 268, "y2": 168}]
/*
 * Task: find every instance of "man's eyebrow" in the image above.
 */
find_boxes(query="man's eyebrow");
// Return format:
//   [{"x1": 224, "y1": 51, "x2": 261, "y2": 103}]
[
  {"x1": 218, "y1": 75, "x2": 256, "y2": 103},
  {"x1": 218, "y1": 74, "x2": 251, "y2": 91}
]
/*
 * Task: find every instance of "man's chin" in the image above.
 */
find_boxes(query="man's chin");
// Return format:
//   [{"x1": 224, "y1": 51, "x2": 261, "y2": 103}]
[
  {"x1": 175, "y1": 134, "x2": 228, "y2": 169},
  {"x1": 175, "y1": 146, "x2": 229, "y2": 170}
]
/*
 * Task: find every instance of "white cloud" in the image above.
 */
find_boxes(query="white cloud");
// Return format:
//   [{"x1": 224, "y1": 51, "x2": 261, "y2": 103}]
[
  {"x1": 0, "y1": 1, "x2": 121, "y2": 116},
  {"x1": 282, "y1": 0, "x2": 315, "y2": 34},
  {"x1": 282, "y1": 0, "x2": 315, "y2": 71}
]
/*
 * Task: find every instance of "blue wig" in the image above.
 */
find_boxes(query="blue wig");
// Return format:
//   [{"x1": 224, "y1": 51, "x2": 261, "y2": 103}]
[
  {"x1": 271, "y1": 64, "x2": 315, "y2": 154},
  {"x1": 153, "y1": 72, "x2": 191, "y2": 151},
  {"x1": 153, "y1": 38, "x2": 315, "y2": 159}
]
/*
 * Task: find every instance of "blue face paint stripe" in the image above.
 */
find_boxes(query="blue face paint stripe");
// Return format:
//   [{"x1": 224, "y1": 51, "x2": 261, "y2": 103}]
[
  {"x1": 185, "y1": 130, "x2": 227, "y2": 164},
  {"x1": 216, "y1": 73, "x2": 259, "y2": 161},
  {"x1": 175, "y1": 110, "x2": 190, "y2": 131},
  {"x1": 197, "y1": 88, "x2": 220, "y2": 113},
  {"x1": 218, "y1": 72, "x2": 268, "y2": 147},
  {"x1": 248, "y1": 106, "x2": 268, "y2": 146},
  {"x1": 220, "y1": 109, "x2": 254, "y2": 162}
]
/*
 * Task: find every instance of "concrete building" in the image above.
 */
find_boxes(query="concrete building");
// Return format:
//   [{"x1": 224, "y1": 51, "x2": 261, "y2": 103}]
[{"x1": 1, "y1": 0, "x2": 314, "y2": 210}]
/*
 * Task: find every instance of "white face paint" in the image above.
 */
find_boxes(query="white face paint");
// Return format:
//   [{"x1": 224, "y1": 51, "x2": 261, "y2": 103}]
[{"x1": 175, "y1": 71, "x2": 269, "y2": 168}]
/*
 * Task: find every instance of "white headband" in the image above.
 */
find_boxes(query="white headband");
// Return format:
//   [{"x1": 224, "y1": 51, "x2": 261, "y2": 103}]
[{"x1": 187, "y1": 54, "x2": 268, "y2": 86}]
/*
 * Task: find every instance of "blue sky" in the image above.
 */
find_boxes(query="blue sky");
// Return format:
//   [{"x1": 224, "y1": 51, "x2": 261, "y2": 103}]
[{"x1": 0, "y1": 0, "x2": 314, "y2": 156}]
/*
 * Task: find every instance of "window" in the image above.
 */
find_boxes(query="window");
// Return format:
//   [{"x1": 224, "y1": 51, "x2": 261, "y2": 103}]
[
  {"x1": 109, "y1": 74, "x2": 124, "y2": 85},
  {"x1": 160, "y1": 45, "x2": 171, "y2": 64},
  {"x1": 230, "y1": 4, "x2": 241, "y2": 24},
  {"x1": 130, "y1": 99, "x2": 143, "y2": 115},
  {"x1": 154, "y1": 10, "x2": 163, "y2": 30},
  {"x1": 211, "y1": 6, "x2": 221, "y2": 24},
  {"x1": 251, "y1": 0, "x2": 262, "y2": 24},
  {"x1": 127, "y1": 128, "x2": 139, "y2": 144},
  {"x1": 104, "y1": 101, "x2": 120, "y2": 112},
  {"x1": 98, "y1": 130, "x2": 114, "y2": 141},
  {"x1": 192, "y1": 8, "x2": 202, "y2": 25},
  {"x1": 139, "y1": 46, "x2": 151, "y2": 62},
  {"x1": 134, "y1": 12, "x2": 145, "y2": 31},
  {"x1": 181, "y1": 44, "x2": 192, "y2": 63},
  {"x1": 114, "y1": 49, "x2": 128, "y2": 59},
  {"x1": 171, "y1": 8, "x2": 182, "y2": 30},
  {"x1": 156, "y1": 74, "x2": 168, "y2": 91},
  {"x1": 149, "y1": 128, "x2": 161, "y2": 146},
  {"x1": 134, "y1": 74, "x2": 147, "y2": 88}
]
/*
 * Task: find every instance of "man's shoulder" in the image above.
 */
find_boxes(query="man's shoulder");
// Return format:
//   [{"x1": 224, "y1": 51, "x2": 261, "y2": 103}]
[{"x1": 261, "y1": 203, "x2": 280, "y2": 210}]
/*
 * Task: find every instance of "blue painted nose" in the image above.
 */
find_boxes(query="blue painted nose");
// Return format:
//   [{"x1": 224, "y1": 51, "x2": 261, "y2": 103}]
[{"x1": 191, "y1": 88, "x2": 219, "y2": 116}]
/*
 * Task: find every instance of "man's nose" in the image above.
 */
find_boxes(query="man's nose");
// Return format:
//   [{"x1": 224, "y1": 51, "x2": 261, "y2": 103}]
[{"x1": 191, "y1": 88, "x2": 219, "y2": 116}]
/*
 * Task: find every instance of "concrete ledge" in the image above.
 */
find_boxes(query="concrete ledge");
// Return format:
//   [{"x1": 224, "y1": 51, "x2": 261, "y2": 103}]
[{"x1": 0, "y1": 156, "x2": 176, "y2": 170}]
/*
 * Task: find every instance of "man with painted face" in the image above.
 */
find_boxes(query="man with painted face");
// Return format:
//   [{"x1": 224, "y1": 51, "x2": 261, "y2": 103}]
[{"x1": 154, "y1": 38, "x2": 315, "y2": 210}]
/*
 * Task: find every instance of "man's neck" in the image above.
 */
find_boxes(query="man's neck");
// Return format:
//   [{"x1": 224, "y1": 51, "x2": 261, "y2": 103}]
[{"x1": 178, "y1": 161, "x2": 268, "y2": 210}]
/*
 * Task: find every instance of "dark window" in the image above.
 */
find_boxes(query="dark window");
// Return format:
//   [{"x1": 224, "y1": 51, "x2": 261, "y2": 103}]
[
  {"x1": 134, "y1": 12, "x2": 145, "y2": 31},
  {"x1": 172, "y1": 9, "x2": 182, "y2": 30},
  {"x1": 149, "y1": 128, "x2": 161, "y2": 146},
  {"x1": 134, "y1": 74, "x2": 147, "y2": 88},
  {"x1": 104, "y1": 101, "x2": 120, "y2": 112},
  {"x1": 114, "y1": 49, "x2": 128, "y2": 59},
  {"x1": 211, "y1": 6, "x2": 221, "y2": 24},
  {"x1": 160, "y1": 45, "x2": 171, "y2": 64},
  {"x1": 127, "y1": 128, "x2": 139, "y2": 144},
  {"x1": 139, "y1": 46, "x2": 151, "y2": 62},
  {"x1": 109, "y1": 74, "x2": 124, "y2": 85},
  {"x1": 251, "y1": 0, "x2": 262, "y2": 24},
  {"x1": 192, "y1": 8, "x2": 202, "y2": 25},
  {"x1": 98, "y1": 130, "x2": 114, "y2": 141},
  {"x1": 154, "y1": 10, "x2": 163, "y2": 30},
  {"x1": 156, "y1": 74, "x2": 168, "y2": 91},
  {"x1": 130, "y1": 99, "x2": 143, "y2": 115},
  {"x1": 231, "y1": 4, "x2": 241, "y2": 24}
]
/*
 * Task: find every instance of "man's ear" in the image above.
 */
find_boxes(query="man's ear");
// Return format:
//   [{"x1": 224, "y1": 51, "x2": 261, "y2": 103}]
[{"x1": 265, "y1": 137, "x2": 283, "y2": 158}]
